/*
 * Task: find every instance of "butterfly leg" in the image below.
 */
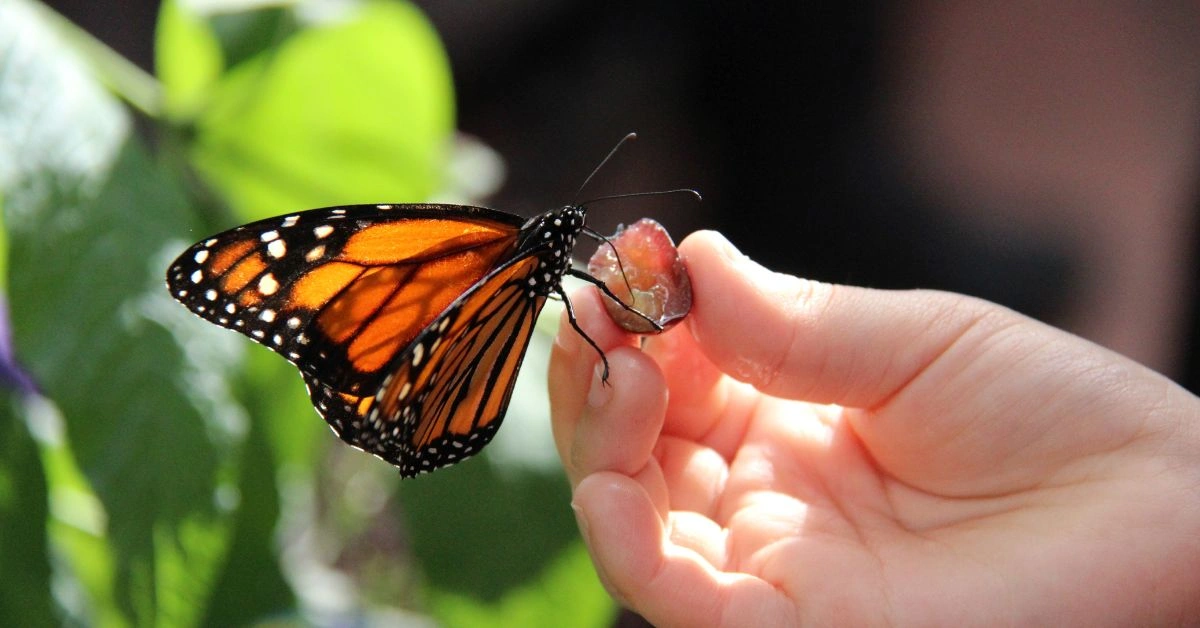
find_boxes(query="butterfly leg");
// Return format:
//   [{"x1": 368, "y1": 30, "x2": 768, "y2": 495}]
[
  {"x1": 557, "y1": 285, "x2": 613, "y2": 384},
  {"x1": 566, "y1": 269, "x2": 664, "y2": 333},
  {"x1": 582, "y1": 227, "x2": 640, "y2": 306}
]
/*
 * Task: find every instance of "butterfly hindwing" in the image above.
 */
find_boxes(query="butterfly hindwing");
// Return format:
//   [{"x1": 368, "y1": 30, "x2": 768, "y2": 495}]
[{"x1": 304, "y1": 255, "x2": 546, "y2": 476}]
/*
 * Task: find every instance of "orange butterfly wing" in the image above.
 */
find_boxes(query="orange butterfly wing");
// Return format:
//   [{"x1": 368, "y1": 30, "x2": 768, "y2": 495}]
[
  {"x1": 167, "y1": 202, "x2": 587, "y2": 476},
  {"x1": 166, "y1": 204, "x2": 525, "y2": 395}
]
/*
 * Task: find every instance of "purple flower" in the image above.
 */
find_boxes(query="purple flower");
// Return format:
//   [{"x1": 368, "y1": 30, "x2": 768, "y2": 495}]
[{"x1": 0, "y1": 294, "x2": 38, "y2": 395}]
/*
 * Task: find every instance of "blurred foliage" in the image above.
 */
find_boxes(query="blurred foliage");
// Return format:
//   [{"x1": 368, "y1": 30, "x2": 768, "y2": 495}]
[{"x1": 0, "y1": 0, "x2": 613, "y2": 626}]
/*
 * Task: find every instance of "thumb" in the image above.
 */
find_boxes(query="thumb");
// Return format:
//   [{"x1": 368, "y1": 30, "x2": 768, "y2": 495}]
[
  {"x1": 679, "y1": 230, "x2": 1181, "y2": 495},
  {"x1": 680, "y1": 230, "x2": 993, "y2": 409}
]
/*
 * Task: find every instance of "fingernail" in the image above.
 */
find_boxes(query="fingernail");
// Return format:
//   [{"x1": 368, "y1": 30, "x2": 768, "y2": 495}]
[
  {"x1": 711, "y1": 231, "x2": 747, "y2": 263},
  {"x1": 586, "y1": 362, "x2": 611, "y2": 408},
  {"x1": 715, "y1": 232, "x2": 782, "y2": 285},
  {"x1": 553, "y1": 313, "x2": 580, "y2": 353},
  {"x1": 571, "y1": 501, "x2": 590, "y2": 542}
]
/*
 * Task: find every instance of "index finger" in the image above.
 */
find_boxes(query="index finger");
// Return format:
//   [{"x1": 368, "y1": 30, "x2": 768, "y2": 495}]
[{"x1": 547, "y1": 287, "x2": 664, "y2": 485}]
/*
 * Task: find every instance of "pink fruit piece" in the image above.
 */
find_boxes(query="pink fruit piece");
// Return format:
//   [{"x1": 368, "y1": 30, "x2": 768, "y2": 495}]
[{"x1": 586, "y1": 218, "x2": 692, "y2": 334}]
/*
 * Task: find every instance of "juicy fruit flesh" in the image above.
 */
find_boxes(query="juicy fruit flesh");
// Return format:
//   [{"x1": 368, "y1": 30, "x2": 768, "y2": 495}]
[{"x1": 587, "y1": 218, "x2": 692, "y2": 334}]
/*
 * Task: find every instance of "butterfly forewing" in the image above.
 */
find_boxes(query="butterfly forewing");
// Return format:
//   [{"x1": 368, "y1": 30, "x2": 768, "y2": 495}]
[{"x1": 166, "y1": 204, "x2": 525, "y2": 393}]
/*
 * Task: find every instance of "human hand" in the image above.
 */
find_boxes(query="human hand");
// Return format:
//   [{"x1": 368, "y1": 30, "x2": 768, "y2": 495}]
[{"x1": 548, "y1": 230, "x2": 1200, "y2": 626}]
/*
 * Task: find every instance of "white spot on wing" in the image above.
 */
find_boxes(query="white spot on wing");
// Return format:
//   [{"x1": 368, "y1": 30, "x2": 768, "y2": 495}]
[
  {"x1": 411, "y1": 343, "x2": 425, "y2": 366},
  {"x1": 258, "y1": 273, "x2": 279, "y2": 295}
]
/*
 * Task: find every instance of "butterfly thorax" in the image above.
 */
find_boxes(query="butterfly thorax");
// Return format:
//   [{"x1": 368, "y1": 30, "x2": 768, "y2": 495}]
[{"x1": 515, "y1": 204, "x2": 586, "y2": 297}]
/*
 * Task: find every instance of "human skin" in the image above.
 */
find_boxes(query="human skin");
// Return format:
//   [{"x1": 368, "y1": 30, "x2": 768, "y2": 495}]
[{"x1": 548, "y1": 230, "x2": 1200, "y2": 626}]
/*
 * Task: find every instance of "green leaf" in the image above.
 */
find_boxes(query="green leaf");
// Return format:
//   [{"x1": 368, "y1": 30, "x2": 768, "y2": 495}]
[
  {"x1": 200, "y1": 404, "x2": 295, "y2": 626},
  {"x1": 209, "y1": 6, "x2": 296, "y2": 71},
  {"x1": 397, "y1": 461, "x2": 581, "y2": 601},
  {"x1": 1, "y1": 1, "x2": 248, "y2": 623},
  {"x1": 0, "y1": 398, "x2": 54, "y2": 626},
  {"x1": 0, "y1": 196, "x2": 8, "y2": 293},
  {"x1": 244, "y1": 348, "x2": 326, "y2": 471},
  {"x1": 34, "y1": 395, "x2": 130, "y2": 627},
  {"x1": 155, "y1": 0, "x2": 224, "y2": 120},
  {"x1": 189, "y1": 0, "x2": 456, "y2": 221},
  {"x1": 197, "y1": 349, "x2": 311, "y2": 624},
  {"x1": 7, "y1": 136, "x2": 247, "y2": 626},
  {"x1": 428, "y1": 542, "x2": 616, "y2": 628}
]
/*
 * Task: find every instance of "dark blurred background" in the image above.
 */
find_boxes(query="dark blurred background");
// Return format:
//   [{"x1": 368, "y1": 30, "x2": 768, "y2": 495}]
[{"x1": 46, "y1": 1, "x2": 1200, "y2": 387}]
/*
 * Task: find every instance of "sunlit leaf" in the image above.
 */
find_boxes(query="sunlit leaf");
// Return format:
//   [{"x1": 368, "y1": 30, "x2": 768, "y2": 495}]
[
  {"x1": 189, "y1": 0, "x2": 456, "y2": 221},
  {"x1": 0, "y1": 398, "x2": 54, "y2": 626},
  {"x1": 155, "y1": 0, "x2": 224, "y2": 120},
  {"x1": 199, "y1": 408, "x2": 295, "y2": 625},
  {"x1": 0, "y1": 1, "x2": 246, "y2": 623},
  {"x1": 428, "y1": 542, "x2": 615, "y2": 628},
  {"x1": 397, "y1": 462, "x2": 580, "y2": 602}
]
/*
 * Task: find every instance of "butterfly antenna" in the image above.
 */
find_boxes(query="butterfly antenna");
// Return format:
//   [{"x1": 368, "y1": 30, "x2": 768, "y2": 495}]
[
  {"x1": 580, "y1": 188, "x2": 702, "y2": 206},
  {"x1": 573, "y1": 132, "x2": 639, "y2": 203}
]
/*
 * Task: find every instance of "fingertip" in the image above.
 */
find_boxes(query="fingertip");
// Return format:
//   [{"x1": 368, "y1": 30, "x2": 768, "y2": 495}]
[
  {"x1": 549, "y1": 286, "x2": 640, "y2": 473},
  {"x1": 678, "y1": 229, "x2": 740, "y2": 264},
  {"x1": 552, "y1": 286, "x2": 645, "y2": 383},
  {"x1": 573, "y1": 472, "x2": 664, "y2": 605},
  {"x1": 586, "y1": 361, "x2": 612, "y2": 408},
  {"x1": 567, "y1": 346, "x2": 667, "y2": 481},
  {"x1": 680, "y1": 230, "x2": 827, "y2": 393},
  {"x1": 566, "y1": 285, "x2": 634, "y2": 350},
  {"x1": 574, "y1": 472, "x2": 788, "y2": 626}
]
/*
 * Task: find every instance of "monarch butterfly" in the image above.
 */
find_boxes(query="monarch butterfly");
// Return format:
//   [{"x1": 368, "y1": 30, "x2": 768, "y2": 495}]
[{"x1": 166, "y1": 136, "x2": 691, "y2": 477}]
